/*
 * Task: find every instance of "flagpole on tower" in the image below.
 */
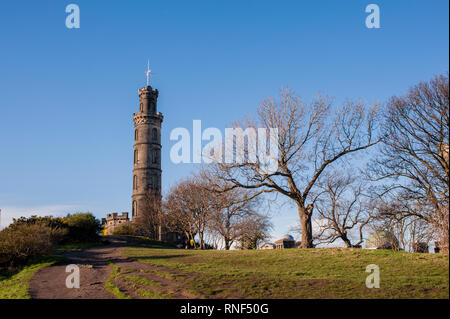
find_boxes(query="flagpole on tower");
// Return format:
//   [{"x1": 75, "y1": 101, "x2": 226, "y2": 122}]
[{"x1": 146, "y1": 59, "x2": 152, "y2": 86}]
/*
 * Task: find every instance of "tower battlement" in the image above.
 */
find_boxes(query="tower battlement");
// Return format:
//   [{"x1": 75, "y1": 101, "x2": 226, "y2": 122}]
[
  {"x1": 136, "y1": 85, "x2": 159, "y2": 115},
  {"x1": 138, "y1": 85, "x2": 158, "y2": 96}
]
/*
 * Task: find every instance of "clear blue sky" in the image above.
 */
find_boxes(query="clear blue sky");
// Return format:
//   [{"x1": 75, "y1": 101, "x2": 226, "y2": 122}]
[{"x1": 0, "y1": 0, "x2": 448, "y2": 241}]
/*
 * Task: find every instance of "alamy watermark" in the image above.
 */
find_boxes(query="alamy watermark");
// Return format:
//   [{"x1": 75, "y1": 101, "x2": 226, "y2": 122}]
[
  {"x1": 64, "y1": 4, "x2": 379, "y2": 30},
  {"x1": 365, "y1": 264, "x2": 380, "y2": 288},
  {"x1": 365, "y1": 4, "x2": 380, "y2": 29},
  {"x1": 66, "y1": 264, "x2": 80, "y2": 288},
  {"x1": 169, "y1": 120, "x2": 279, "y2": 174},
  {"x1": 65, "y1": 4, "x2": 80, "y2": 29}
]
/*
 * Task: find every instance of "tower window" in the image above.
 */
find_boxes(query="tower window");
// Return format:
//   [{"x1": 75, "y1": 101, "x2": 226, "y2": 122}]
[
  {"x1": 152, "y1": 150, "x2": 157, "y2": 163},
  {"x1": 152, "y1": 128, "x2": 157, "y2": 141},
  {"x1": 133, "y1": 175, "x2": 137, "y2": 190},
  {"x1": 140, "y1": 103, "x2": 143, "y2": 112},
  {"x1": 135, "y1": 129, "x2": 138, "y2": 141},
  {"x1": 134, "y1": 150, "x2": 138, "y2": 164},
  {"x1": 132, "y1": 201, "x2": 137, "y2": 217}
]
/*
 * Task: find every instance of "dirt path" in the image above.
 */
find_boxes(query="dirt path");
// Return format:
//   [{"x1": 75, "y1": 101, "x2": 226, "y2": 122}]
[
  {"x1": 29, "y1": 237, "x2": 127, "y2": 299},
  {"x1": 29, "y1": 236, "x2": 197, "y2": 299}
]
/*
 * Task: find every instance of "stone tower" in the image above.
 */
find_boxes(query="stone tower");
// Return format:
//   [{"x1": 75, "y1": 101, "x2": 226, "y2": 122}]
[{"x1": 132, "y1": 85, "x2": 163, "y2": 219}]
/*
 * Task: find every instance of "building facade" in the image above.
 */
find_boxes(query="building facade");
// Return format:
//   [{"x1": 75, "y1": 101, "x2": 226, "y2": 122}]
[
  {"x1": 132, "y1": 85, "x2": 163, "y2": 219},
  {"x1": 275, "y1": 235, "x2": 296, "y2": 249},
  {"x1": 102, "y1": 212, "x2": 130, "y2": 235},
  {"x1": 260, "y1": 243, "x2": 276, "y2": 249}
]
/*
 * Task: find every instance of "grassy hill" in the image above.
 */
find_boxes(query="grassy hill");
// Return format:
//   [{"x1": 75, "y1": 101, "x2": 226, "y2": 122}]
[
  {"x1": 1, "y1": 237, "x2": 447, "y2": 299},
  {"x1": 121, "y1": 245, "x2": 449, "y2": 299}
]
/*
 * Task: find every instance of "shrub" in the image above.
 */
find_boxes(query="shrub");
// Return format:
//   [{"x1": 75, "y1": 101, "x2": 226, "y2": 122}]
[
  {"x1": 0, "y1": 224, "x2": 54, "y2": 269},
  {"x1": 64, "y1": 213, "x2": 102, "y2": 242},
  {"x1": 0, "y1": 213, "x2": 101, "y2": 270},
  {"x1": 9, "y1": 216, "x2": 69, "y2": 244},
  {"x1": 112, "y1": 222, "x2": 136, "y2": 236}
]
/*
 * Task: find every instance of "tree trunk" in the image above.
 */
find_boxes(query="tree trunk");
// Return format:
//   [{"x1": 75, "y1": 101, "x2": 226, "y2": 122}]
[
  {"x1": 341, "y1": 235, "x2": 352, "y2": 248},
  {"x1": 158, "y1": 225, "x2": 162, "y2": 242},
  {"x1": 224, "y1": 218, "x2": 231, "y2": 250},
  {"x1": 199, "y1": 231, "x2": 204, "y2": 249},
  {"x1": 224, "y1": 238, "x2": 231, "y2": 250},
  {"x1": 298, "y1": 206, "x2": 314, "y2": 248}
]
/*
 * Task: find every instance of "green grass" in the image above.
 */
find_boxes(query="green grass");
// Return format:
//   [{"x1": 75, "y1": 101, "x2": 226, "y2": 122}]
[
  {"x1": 124, "y1": 275, "x2": 173, "y2": 299},
  {"x1": 123, "y1": 247, "x2": 449, "y2": 299},
  {"x1": 105, "y1": 264, "x2": 175, "y2": 299},
  {"x1": 104, "y1": 264, "x2": 131, "y2": 299},
  {"x1": 141, "y1": 269, "x2": 180, "y2": 281},
  {"x1": 0, "y1": 255, "x2": 65, "y2": 299}
]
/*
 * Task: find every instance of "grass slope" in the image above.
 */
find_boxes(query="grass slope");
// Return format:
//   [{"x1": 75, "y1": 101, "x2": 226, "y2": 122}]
[
  {"x1": 124, "y1": 246, "x2": 449, "y2": 299},
  {"x1": 105, "y1": 263, "x2": 131, "y2": 299},
  {"x1": 0, "y1": 256, "x2": 65, "y2": 299},
  {"x1": 0, "y1": 241, "x2": 104, "y2": 299}
]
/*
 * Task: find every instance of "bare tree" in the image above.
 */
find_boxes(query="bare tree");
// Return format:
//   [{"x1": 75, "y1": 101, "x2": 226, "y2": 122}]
[
  {"x1": 313, "y1": 172, "x2": 371, "y2": 248},
  {"x1": 368, "y1": 73, "x2": 449, "y2": 253},
  {"x1": 209, "y1": 187, "x2": 260, "y2": 250},
  {"x1": 163, "y1": 189, "x2": 197, "y2": 246},
  {"x1": 235, "y1": 213, "x2": 273, "y2": 250},
  {"x1": 211, "y1": 88, "x2": 382, "y2": 247},
  {"x1": 163, "y1": 176, "x2": 214, "y2": 249},
  {"x1": 409, "y1": 216, "x2": 433, "y2": 252},
  {"x1": 434, "y1": 205, "x2": 449, "y2": 252},
  {"x1": 369, "y1": 200, "x2": 434, "y2": 252},
  {"x1": 134, "y1": 190, "x2": 162, "y2": 240}
]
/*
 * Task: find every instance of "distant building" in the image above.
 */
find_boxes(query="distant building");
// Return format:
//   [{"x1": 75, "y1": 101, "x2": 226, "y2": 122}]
[
  {"x1": 365, "y1": 231, "x2": 399, "y2": 250},
  {"x1": 102, "y1": 212, "x2": 129, "y2": 235},
  {"x1": 275, "y1": 235, "x2": 296, "y2": 249},
  {"x1": 260, "y1": 243, "x2": 276, "y2": 250}
]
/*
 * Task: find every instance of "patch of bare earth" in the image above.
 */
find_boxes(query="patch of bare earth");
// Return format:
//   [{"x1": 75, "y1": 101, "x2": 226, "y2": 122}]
[
  {"x1": 28, "y1": 236, "x2": 200, "y2": 299},
  {"x1": 29, "y1": 237, "x2": 128, "y2": 299},
  {"x1": 111, "y1": 258, "x2": 199, "y2": 299}
]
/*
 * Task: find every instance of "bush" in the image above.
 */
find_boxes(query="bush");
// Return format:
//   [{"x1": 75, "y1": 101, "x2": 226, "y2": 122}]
[
  {"x1": 9, "y1": 216, "x2": 68, "y2": 244},
  {"x1": 0, "y1": 213, "x2": 101, "y2": 270},
  {"x1": 65, "y1": 213, "x2": 102, "y2": 242},
  {"x1": 112, "y1": 222, "x2": 136, "y2": 236},
  {"x1": 0, "y1": 224, "x2": 54, "y2": 269}
]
